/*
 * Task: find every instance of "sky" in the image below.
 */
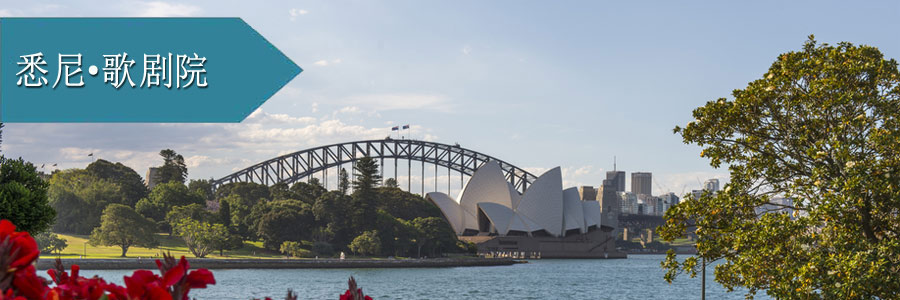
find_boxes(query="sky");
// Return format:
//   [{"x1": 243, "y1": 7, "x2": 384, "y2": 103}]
[{"x1": 2, "y1": 1, "x2": 899, "y2": 196}]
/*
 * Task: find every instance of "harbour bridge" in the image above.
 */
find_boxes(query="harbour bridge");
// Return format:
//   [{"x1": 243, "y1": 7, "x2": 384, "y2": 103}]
[{"x1": 211, "y1": 139, "x2": 539, "y2": 195}]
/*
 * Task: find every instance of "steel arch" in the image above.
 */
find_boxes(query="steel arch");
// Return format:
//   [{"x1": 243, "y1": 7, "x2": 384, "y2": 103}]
[{"x1": 211, "y1": 139, "x2": 538, "y2": 193}]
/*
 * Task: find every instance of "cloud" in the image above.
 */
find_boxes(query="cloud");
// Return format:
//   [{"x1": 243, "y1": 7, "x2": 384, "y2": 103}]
[
  {"x1": 131, "y1": 1, "x2": 202, "y2": 17},
  {"x1": 461, "y1": 45, "x2": 472, "y2": 55},
  {"x1": 342, "y1": 93, "x2": 454, "y2": 112},
  {"x1": 0, "y1": 9, "x2": 15, "y2": 17},
  {"x1": 312, "y1": 59, "x2": 342, "y2": 67},
  {"x1": 289, "y1": 8, "x2": 308, "y2": 21}
]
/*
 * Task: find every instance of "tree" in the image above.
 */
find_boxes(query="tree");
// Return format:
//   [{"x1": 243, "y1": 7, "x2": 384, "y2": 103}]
[
  {"x1": 289, "y1": 182, "x2": 326, "y2": 205},
  {"x1": 86, "y1": 159, "x2": 148, "y2": 207},
  {"x1": 279, "y1": 241, "x2": 305, "y2": 258},
  {"x1": 407, "y1": 217, "x2": 457, "y2": 258},
  {"x1": 173, "y1": 218, "x2": 230, "y2": 258},
  {"x1": 348, "y1": 230, "x2": 381, "y2": 256},
  {"x1": 89, "y1": 204, "x2": 158, "y2": 257},
  {"x1": 187, "y1": 179, "x2": 214, "y2": 202},
  {"x1": 376, "y1": 187, "x2": 442, "y2": 221},
  {"x1": 34, "y1": 232, "x2": 68, "y2": 255},
  {"x1": 214, "y1": 182, "x2": 270, "y2": 204},
  {"x1": 156, "y1": 149, "x2": 188, "y2": 184},
  {"x1": 0, "y1": 157, "x2": 55, "y2": 234},
  {"x1": 254, "y1": 200, "x2": 315, "y2": 250},
  {"x1": 383, "y1": 178, "x2": 399, "y2": 188},
  {"x1": 351, "y1": 157, "x2": 381, "y2": 232},
  {"x1": 217, "y1": 197, "x2": 232, "y2": 227},
  {"x1": 312, "y1": 192, "x2": 355, "y2": 249},
  {"x1": 136, "y1": 181, "x2": 204, "y2": 225},
  {"x1": 49, "y1": 170, "x2": 126, "y2": 234},
  {"x1": 338, "y1": 168, "x2": 350, "y2": 195},
  {"x1": 165, "y1": 203, "x2": 212, "y2": 229},
  {"x1": 660, "y1": 37, "x2": 900, "y2": 299}
]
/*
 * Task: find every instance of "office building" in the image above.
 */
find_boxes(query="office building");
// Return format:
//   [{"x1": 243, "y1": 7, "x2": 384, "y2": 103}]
[{"x1": 631, "y1": 172, "x2": 652, "y2": 196}]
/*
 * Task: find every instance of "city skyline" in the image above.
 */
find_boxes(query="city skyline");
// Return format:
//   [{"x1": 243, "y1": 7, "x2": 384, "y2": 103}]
[{"x1": 3, "y1": 1, "x2": 899, "y2": 195}]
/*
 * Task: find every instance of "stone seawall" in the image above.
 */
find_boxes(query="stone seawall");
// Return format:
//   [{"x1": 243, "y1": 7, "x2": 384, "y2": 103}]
[{"x1": 35, "y1": 257, "x2": 521, "y2": 270}]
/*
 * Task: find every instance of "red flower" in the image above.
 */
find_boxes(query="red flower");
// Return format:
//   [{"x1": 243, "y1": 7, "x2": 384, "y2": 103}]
[
  {"x1": 185, "y1": 269, "x2": 215, "y2": 289},
  {"x1": 12, "y1": 266, "x2": 47, "y2": 299},
  {"x1": 0, "y1": 220, "x2": 39, "y2": 272}
]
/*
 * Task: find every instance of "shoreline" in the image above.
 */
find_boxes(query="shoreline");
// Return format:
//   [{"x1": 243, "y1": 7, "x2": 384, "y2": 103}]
[{"x1": 35, "y1": 257, "x2": 523, "y2": 270}]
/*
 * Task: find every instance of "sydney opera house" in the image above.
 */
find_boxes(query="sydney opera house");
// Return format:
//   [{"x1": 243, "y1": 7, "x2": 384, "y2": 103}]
[{"x1": 426, "y1": 161, "x2": 625, "y2": 258}]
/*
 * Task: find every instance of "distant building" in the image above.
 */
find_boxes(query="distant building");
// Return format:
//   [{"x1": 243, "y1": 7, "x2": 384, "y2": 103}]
[
  {"x1": 660, "y1": 192, "x2": 680, "y2": 214},
  {"x1": 618, "y1": 191, "x2": 638, "y2": 215},
  {"x1": 145, "y1": 167, "x2": 160, "y2": 190},
  {"x1": 704, "y1": 179, "x2": 720, "y2": 193},
  {"x1": 577, "y1": 186, "x2": 598, "y2": 201},
  {"x1": 756, "y1": 197, "x2": 793, "y2": 217},
  {"x1": 631, "y1": 172, "x2": 652, "y2": 196},
  {"x1": 598, "y1": 179, "x2": 620, "y2": 214},
  {"x1": 605, "y1": 171, "x2": 626, "y2": 192}
]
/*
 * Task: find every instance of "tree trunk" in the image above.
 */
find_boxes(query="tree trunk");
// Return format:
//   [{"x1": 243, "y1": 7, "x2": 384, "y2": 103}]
[
  {"x1": 417, "y1": 244, "x2": 423, "y2": 258},
  {"x1": 120, "y1": 245, "x2": 128, "y2": 257}
]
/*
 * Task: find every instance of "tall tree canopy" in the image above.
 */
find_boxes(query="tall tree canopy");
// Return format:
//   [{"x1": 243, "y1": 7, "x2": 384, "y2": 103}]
[
  {"x1": 49, "y1": 169, "x2": 125, "y2": 234},
  {"x1": 89, "y1": 204, "x2": 158, "y2": 257},
  {"x1": 351, "y1": 157, "x2": 381, "y2": 233},
  {"x1": 0, "y1": 157, "x2": 55, "y2": 233},
  {"x1": 86, "y1": 159, "x2": 148, "y2": 207},
  {"x1": 660, "y1": 37, "x2": 900, "y2": 299},
  {"x1": 156, "y1": 149, "x2": 188, "y2": 184}
]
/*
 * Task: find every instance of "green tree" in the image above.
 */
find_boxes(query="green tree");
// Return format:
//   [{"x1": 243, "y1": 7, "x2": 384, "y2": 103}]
[
  {"x1": 217, "y1": 197, "x2": 232, "y2": 227},
  {"x1": 351, "y1": 157, "x2": 381, "y2": 232},
  {"x1": 49, "y1": 170, "x2": 126, "y2": 234},
  {"x1": 173, "y1": 218, "x2": 230, "y2": 258},
  {"x1": 279, "y1": 241, "x2": 305, "y2": 258},
  {"x1": 34, "y1": 232, "x2": 68, "y2": 255},
  {"x1": 89, "y1": 204, "x2": 158, "y2": 257},
  {"x1": 383, "y1": 178, "x2": 399, "y2": 188},
  {"x1": 165, "y1": 203, "x2": 212, "y2": 229},
  {"x1": 86, "y1": 159, "x2": 148, "y2": 207},
  {"x1": 408, "y1": 217, "x2": 457, "y2": 258},
  {"x1": 254, "y1": 200, "x2": 315, "y2": 250},
  {"x1": 311, "y1": 191, "x2": 355, "y2": 249},
  {"x1": 348, "y1": 230, "x2": 381, "y2": 256},
  {"x1": 338, "y1": 168, "x2": 350, "y2": 195},
  {"x1": 156, "y1": 149, "x2": 187, "y2": 184},
  {"x1": 187, "y1": 179, "x2": 214, "y2": 202},
  {"x1": 289, "y1": 182, "x2": 326, "y2": 205},
  {"x1": 660, "y1": 37, "x2": 900, "y2": 299},
  {"x1": 376, "y1": 187, "x2": 442, "y2": 221},
  {"x1": 0, "y1": 157, "x2": 55, "y2": 234},
  {"x1": 214, "y1": 182, "x2": 270, "y2": 204},
  {"x1": 136, "y1": 181, "x2": 204, "y2": 225}
]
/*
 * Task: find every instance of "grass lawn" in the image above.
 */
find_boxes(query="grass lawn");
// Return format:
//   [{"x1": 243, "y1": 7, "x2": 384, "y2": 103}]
[{"x1": 49, "y1": 233, "x2": 285, "y2": 259}]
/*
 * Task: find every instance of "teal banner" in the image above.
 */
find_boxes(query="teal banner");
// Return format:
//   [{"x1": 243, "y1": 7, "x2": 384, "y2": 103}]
[{"x1": 1, "y1": 18, "x2": 302, "y2": 122}]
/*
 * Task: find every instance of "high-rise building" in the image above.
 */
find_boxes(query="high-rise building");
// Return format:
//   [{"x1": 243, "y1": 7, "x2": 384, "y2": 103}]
[
  {"x1": 660, "y1": 192, "x2": 680, "y2": 214},
  {"x1": 605, "y1": 171, "x2": 625, "y2": 192},
  {"x1": 599, "y1": 179, "x2": 620, "y2": 214},
  {"x1": 145, "y1": 167, "x2": 160, "y2": 190},
  {"x1": 631, "y1": 172, "x2": 652, "y2": 196},
  {"x1": 704, "y1": 179, "x2": 720, "y2": 192},
  {"x1": 577, "y1": 186, "x2": 598, "y2": 201},
  {"x1": 617, "y1": 191, "x2": 637, "y2": 215}
]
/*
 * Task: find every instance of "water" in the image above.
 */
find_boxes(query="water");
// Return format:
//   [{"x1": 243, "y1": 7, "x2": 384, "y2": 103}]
[{"x1": 81, "y1": 255, "x2": 770, "y2": 299}]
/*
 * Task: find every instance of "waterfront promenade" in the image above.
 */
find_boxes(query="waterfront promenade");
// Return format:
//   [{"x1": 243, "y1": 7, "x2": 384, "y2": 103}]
[{"x1": 35, "y1": 257, "x2": 521, "y2": 270}]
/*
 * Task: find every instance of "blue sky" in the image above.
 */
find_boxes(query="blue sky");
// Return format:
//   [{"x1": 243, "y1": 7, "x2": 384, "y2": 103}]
[{"x1": 3, "y1": 1, "x2": 899, "y2": 195}]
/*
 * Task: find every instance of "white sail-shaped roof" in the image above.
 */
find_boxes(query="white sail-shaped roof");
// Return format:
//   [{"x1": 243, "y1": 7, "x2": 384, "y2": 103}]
[
  {"x1": 477, "y1": 202, "x2": 517, "y2": 235},
  {"x1": 507, "y1": 182, "x2": 523, "y2": 210},
  {"x1": 582, "y1": 200, "x2": 602, "y2": 229},
  {"x1": 563, "y1": 187, "x2": 586, "y2": 234},
  {"x1": 516, "y1": 167, "x2": 564, "y2": 237},
  {"x1": 426, "y1": 192, "x2": 477, "y2": 235},
  {"x1": 456, "y1": 161, "x2": 516, "y2": 226}
]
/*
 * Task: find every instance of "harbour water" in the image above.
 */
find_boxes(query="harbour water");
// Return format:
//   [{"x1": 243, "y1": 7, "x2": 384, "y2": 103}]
[{"x1": 83, "y1": 255, "x2": 771, "y2": 299}]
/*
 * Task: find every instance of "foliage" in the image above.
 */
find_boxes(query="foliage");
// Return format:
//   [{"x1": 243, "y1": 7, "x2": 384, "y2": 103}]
[
  {"x1": 156, "y1": 149, "x2": 188, "y2": 184},
  {"x1": 217, "y1": 197, "x2": 232, "y2": 227},
  {"x1": 86, "y1": 159, "x2": 148, "y2": 207},
  {"x1": 312, "y1": 241, "x2": 335, "y2": 256},
  {"x1": 0, "y1": 157, "x2": 55, "y2": 234},
  {"x1": 382, "y1": 178, "x2": 398, "y2": 188},
  {"x1": 173, "y1": 218, "x2": 230, "y2": 258},
  {"x1": 49, "y1": 169, "x2": 126, "y2": 234},
  {"x1": 89, "y1": 204, "x2": 159, "y2": 257},
  {"x1": 351, "y1": 157, "x2": 381, "y2": 233},
  {"x1": 661, "y1": 36, "x2": 900, "y2": 299},
  {"x1": 279, "y1": 241, "x2": 305, "y2": 258},
  {"x1": 406, "y1": 217, "x2": 458, "y2": 258},
  {"x1": 137, "y1": 181, "x2": 205, "y2": 226},
  {"x1": 338, "y1": 168, "x2": 350, "y2": 195},
  {"x1": 253, "y1": 200, "x2": 315, "y2": 250},
  {"x1": 187, "y1": 179, "x2": 215, "y2": 202},
  {"x1": 214, "y1": 182, "x2": 270, "y2": 204},
  {"x1": 166, "y1": 203, "x2": 213, "y2": 230},
  {"x1": 289, "y1": 181, "x2": 327, "y2": 205},
  {"x1": 348, "y1": 230, "x2": 381, "y2": 256},
  {"x1": 375, "y1": 187, "x2": 442, "y2": 221},
  {"x1": 34, "y1": 232, "x2": 67, "y2": 255}
]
